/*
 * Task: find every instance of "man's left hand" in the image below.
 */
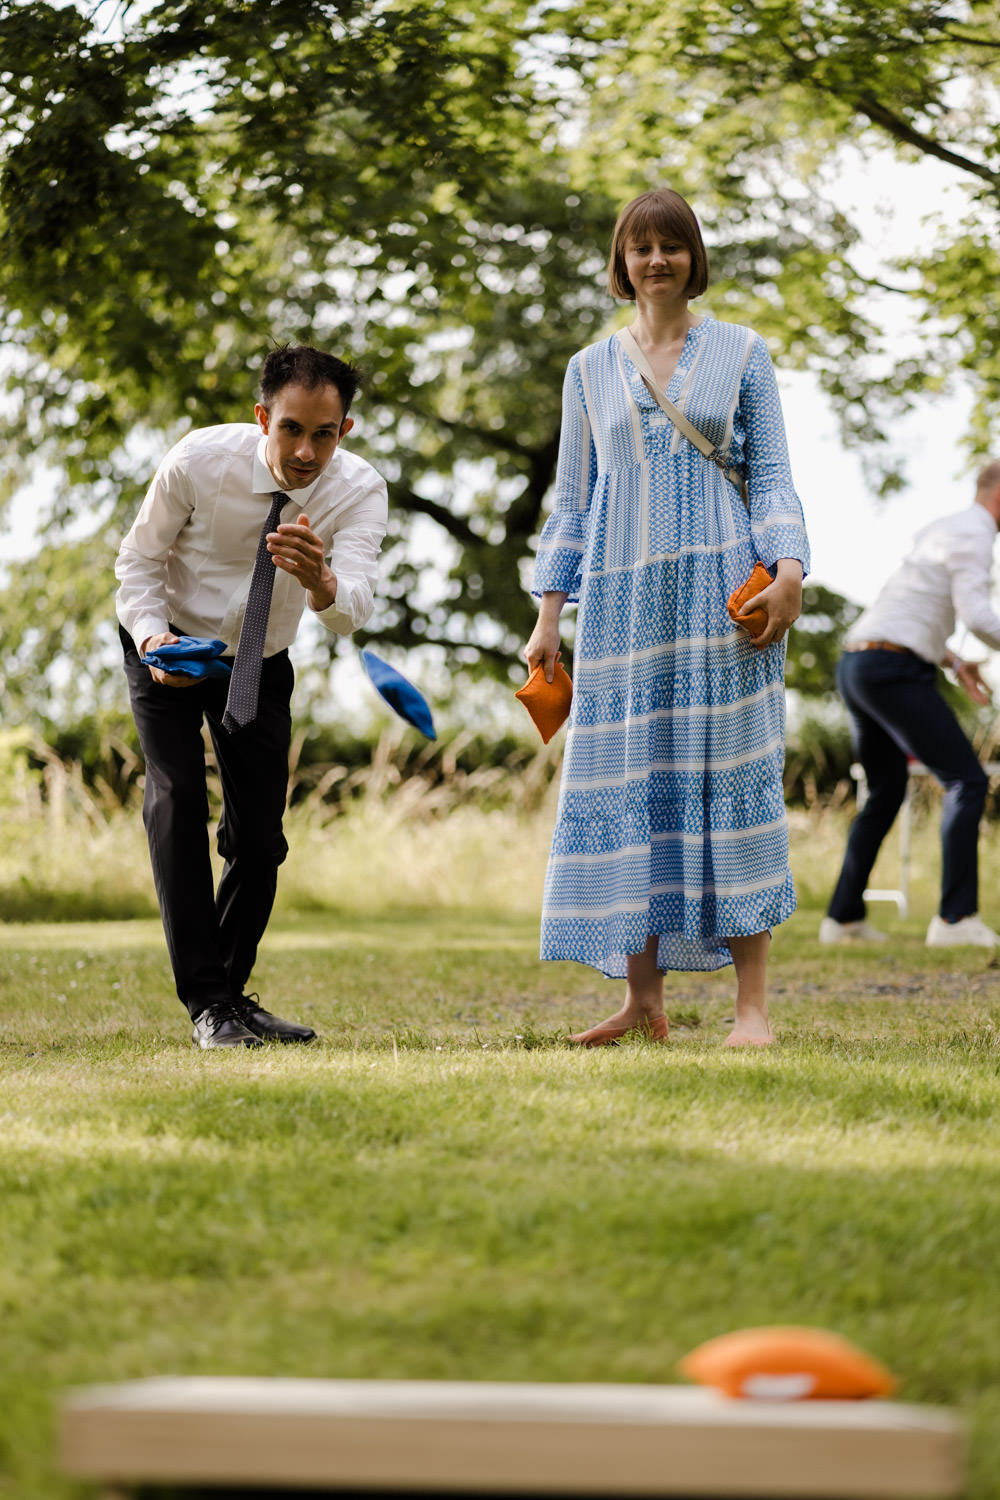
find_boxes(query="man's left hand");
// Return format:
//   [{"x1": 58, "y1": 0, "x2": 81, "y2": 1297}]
[
  {"x1": 955, "y1": 658, "x2": 992, "y2": 705},
  {"x1": 267, "y1": 513, "x2": 337, "y2": 611}
]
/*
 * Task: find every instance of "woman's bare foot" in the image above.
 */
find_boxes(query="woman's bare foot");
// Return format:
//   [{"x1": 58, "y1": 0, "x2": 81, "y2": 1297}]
[
  {"x1": 727, "y1": 932, "x2": 774, "y2": 1046},
  {"x1": 724, "y1": 1013, "x2": 775, "y2": 1047},
  {"x1": 569, "y1": 1008, "x2": 668, "y2": 1046},
  {"x1": 570, "y1": 937, "x2": 668, "y2": 1045}
]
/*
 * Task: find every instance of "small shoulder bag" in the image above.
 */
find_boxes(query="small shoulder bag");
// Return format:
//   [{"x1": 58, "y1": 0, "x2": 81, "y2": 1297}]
[
  {"x1": 616, "y1": 325, "x2": 749, "y2": 506},
  {"x1": 615, "y1": 325, "x2": 771, "y2": 637}
]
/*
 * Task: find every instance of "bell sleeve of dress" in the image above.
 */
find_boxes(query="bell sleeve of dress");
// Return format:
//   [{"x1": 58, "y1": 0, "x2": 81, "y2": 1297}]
[
  {"x1": 739, "y1": 336, "x2": 811, "y2": 576},
  {"x1": 531, "y1": 355, "x2": 597, "y2": 603}
]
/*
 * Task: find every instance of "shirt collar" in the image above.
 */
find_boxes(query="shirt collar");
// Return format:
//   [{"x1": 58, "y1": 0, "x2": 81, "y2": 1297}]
[{"x1": 253, "y1": 435, "x2": 331, "y2": 504}]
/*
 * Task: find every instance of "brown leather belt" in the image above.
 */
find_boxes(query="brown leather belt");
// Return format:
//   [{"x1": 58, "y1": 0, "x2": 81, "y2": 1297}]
[{"x1": 845, "y1": 640, "x2": 916, "y2": 656}]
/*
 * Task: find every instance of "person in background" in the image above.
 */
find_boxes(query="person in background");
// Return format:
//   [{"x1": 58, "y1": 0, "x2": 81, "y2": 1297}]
[
  {"x1": 116, "y1": 345, "x2": 387, "y2": 1047},
  {"x1": 821, "y1": 460, "x2": 1000, "y2": 948},
  {"x1": 524, "y1": 187, "x2": 809, "y2": 1047}
]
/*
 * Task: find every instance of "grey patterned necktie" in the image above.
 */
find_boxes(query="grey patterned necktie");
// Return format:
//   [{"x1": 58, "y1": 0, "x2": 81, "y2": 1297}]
[{"x1": 222, "y1": 491, "x2": 287, "y2": 732}]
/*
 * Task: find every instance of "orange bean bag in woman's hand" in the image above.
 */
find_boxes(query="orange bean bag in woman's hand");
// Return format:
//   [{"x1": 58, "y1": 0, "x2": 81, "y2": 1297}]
[
  {"x1": 726, "y1": 562, "x2": 773, "y2": 640},
  {"x1": 515, "y1": 661, "x2": 573, "y2": 744},
  {"x1": 679, "y1": 1326, "x2": 898, "y2": 1401}
]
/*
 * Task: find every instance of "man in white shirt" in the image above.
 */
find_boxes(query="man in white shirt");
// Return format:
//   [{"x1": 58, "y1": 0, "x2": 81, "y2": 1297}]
[
  {"x1": 116, "y1": 345, "x2": 388, "y2": 1046},
  {"x1": 821, "y1": 460, "x2": 1000, "y2": 948}
]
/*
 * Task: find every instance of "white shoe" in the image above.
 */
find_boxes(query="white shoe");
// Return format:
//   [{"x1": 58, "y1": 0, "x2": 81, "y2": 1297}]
[
  {"x1": 926, "y1": 914, "x2": 999, "y2": 948},
  {"x1": 818, "y1": 916, "x2": 888, "y2": 944}
]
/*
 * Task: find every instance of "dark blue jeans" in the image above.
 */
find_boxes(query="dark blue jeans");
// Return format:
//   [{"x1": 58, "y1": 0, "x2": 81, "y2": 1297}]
[
  {"x1": 827, "y1": 649, "x2": 988, "y2": 923},
  {"x1": 121, "y1": 626, "x2": 293, "y2": 1017}
]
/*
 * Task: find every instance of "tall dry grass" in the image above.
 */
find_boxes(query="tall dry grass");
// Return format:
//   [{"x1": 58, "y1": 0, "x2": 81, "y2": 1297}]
[
  {"x1": 278, "y1": 725, "x2": 561, "y2": 915},
  {"x1": 1, "y1": 727, "x2": 562, "y2": 922},
  {"x1": 2, "y1": 730, "x2": 155, "y2": 921},
  {"x1": 5, "y1": 723, "x2": 1000, "y2": 929}
]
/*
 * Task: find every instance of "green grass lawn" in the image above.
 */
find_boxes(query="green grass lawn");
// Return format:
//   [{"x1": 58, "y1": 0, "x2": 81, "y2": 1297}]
[{"x1": 2, "y1": 897, "x2": 1000, "y2": 1499}]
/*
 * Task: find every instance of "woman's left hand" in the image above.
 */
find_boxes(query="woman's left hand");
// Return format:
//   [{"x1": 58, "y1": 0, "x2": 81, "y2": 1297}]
[{"x1": 739, "y1": 559, "x2": 803, "y2": 649}]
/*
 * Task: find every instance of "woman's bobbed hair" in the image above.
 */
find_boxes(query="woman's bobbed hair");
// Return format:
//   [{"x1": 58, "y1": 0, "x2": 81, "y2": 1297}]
[{"x1": 607, "y1": 188, "x2": 710, "y2": 301}]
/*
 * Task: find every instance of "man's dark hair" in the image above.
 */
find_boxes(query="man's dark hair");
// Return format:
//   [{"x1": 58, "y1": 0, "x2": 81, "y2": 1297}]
[{"x1": 258, "y1": 344, "x2": 362, "y2": 417}]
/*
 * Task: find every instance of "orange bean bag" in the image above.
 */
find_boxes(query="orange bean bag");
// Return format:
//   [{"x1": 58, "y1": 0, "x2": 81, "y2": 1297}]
[
  {"x1": 515, "y1": 661, "x2": 573, "y2": 744},
  {"x1": 679, "y1": 1326, "x2": 898, "y2": 1401},
  {"x1": 726, "y1": 562, "x2": 773, "y2": 639}
]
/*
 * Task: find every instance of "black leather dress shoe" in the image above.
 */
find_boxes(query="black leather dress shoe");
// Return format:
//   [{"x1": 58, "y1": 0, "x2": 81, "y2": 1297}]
[
  {"x1": 191, "y1": 1003, "x2": 263, "y2": 1050},
  {"x1": 234, "y1": 993, "x2": 317, "y2": 1044}
]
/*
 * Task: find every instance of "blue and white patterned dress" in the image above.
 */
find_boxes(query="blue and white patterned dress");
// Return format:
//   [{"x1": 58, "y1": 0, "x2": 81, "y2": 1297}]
[{"x1": 532, "y1": 315, "x2": 810, "y2": 975}]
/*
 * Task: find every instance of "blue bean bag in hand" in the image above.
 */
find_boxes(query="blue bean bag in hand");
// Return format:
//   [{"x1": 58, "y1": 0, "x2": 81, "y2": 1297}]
[
  {"x1": 141, "y1": 637, "x2": 233, "y2": 680},
  {"x1": 360, "y1": 649, "x2": 436, "y2": 740}
]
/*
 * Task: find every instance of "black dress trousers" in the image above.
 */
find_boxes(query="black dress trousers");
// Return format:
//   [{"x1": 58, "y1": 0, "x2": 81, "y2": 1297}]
[{"x1": 120, "y1": 626, "x2": 294, "y2": 1018}]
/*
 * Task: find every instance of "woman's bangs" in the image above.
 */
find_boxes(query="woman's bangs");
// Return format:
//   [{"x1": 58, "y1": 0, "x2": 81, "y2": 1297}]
[{"x1": 625, "y1": 201, "x2": 690, "y2": 248}]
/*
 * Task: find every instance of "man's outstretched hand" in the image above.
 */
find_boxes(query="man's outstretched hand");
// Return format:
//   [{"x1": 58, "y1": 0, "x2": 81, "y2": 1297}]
[{"x1": 268, "y1": 512, "x2": 338, "y2": 611}]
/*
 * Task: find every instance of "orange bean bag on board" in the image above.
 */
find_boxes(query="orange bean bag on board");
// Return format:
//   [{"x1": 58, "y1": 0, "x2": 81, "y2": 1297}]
[{"x1": 679, "y1": 1326, "x2": 898, "y2": 1401}]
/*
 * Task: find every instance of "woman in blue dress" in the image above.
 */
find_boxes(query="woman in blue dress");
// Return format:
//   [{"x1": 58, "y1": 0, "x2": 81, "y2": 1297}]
[{"x1": 525, "y1": 188, "x2": 810, "y2": 1047}]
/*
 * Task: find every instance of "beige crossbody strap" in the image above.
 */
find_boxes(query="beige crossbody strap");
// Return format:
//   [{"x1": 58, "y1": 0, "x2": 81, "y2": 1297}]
[{"x1": 616, "y1": 326, "x2": 749, "y2": 509}]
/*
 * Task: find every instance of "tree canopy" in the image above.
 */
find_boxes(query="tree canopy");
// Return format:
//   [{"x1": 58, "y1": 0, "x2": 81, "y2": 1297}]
[
  {"x1": 553, "y1": 0, "x2": 1000, "y2": 456},
  {"x1": 1, "y1": 0, "x2": 998, "y2": 724}
]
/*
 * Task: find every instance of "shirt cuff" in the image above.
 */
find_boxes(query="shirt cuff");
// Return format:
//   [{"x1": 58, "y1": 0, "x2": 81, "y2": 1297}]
[
  {"x1": 312, "y1": 581, "x2": 369, "y2": 636},
  {"x1": 130, "y1": 617, "x2": 171, "y2": 654}
]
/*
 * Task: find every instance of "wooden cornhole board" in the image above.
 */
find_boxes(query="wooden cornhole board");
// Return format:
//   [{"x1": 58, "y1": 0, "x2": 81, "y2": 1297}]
[{"x1": 60, "y1": 1377, "x2": 963, "y2": 1500}]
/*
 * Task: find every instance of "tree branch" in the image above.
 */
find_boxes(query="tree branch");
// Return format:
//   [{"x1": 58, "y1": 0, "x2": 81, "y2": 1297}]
[
  {"x1": 734, "y1": 3, "x2": 1000, "y2": 191},
  {"x1": 852, "y1": 91, "x2": 1000, "y2": 189},
  {"x1": 502, "y1": 435, "x2": 560, "y2": 543},
  {"x1": 409, "y1": 635, "x2": 513, "y2": 666},
  {"x1": 392, "y1": 488, "x2": 485, "y2": 549},
  {"x1": 941, "y1": 28, "x2": 1000, "y2": 50},
  {"x1": 389, "y1": 396, "x2": 542, "y2": 461},
  {"x1": 366, "y1": 623, "x2": 514, "y2": 667}
]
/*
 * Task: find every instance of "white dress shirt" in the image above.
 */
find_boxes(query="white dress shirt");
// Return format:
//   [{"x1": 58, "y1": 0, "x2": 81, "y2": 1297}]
[
  {"x1": 115, "y1": 423, "x2": 388, "y2": 656},
  {"x1": 845, "y1": 504, "x2": 1000, "y2": 664}
]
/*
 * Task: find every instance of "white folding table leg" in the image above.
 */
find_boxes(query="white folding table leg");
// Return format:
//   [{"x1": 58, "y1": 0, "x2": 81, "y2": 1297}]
[{"x1": 851, "y1": 763, "x2": 910, "y2": 920}]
